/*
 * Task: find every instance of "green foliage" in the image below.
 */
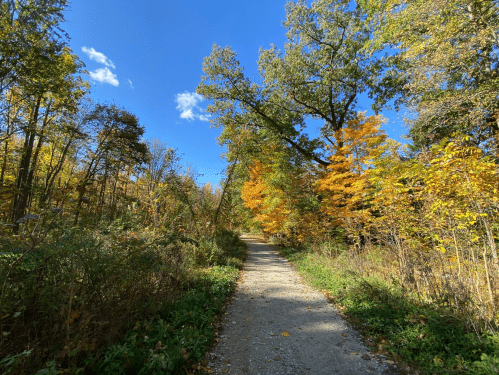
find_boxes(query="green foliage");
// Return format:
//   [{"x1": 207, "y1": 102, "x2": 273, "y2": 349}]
[
  {"x1": 93, "y1": 265, "x2": 239, "y2": 375},
  {"x1": 0, "y1": 350, "x2": 32, "y2": 374},
  {"x1": 184, "y1": 229, "x2": 246, "y2": 269},
  {"x1": 365, "y1": 0, "x2": 499, "y2": 149},
  {"x1": 0, "y1": 213, "x2": 245, "y2": 374},
  {"x1": 0, "y1": 0, "x2": 71, "y2": 97},
  {"x1": 197, "y1": 0, "x2": 385, "y2": 168}
]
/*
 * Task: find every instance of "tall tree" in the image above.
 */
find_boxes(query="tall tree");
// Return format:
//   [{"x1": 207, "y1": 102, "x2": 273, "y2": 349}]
[
  {"x1": 197, "y1": 0, "x2": 384, "y2": 167},
  {"x1": 73, "y1": 103, "x2": 148, "y2": 225},
  {"x1": 0, "y1": 0, "x2": 69, "y2": 98},
  {"x1": 10, "y1": 48, "x2": 87, "y2": 230},
  {"x1": 366, "y1": 0, "x2": 499, "y2": 150},
  {"x1": 317, "y1": 113, "x2": 386, "y2": 234}
]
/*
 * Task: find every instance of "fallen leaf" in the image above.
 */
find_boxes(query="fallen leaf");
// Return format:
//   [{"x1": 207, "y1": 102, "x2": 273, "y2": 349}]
[
  {"x1": 308, "y1": 306, "x2": 311, "y2": 309},
  {"x1": 154, "y1": 341, "x2": 162, "y2": 352},
  {"x1": 222, "y1": 369, "x2": 229, "y2": 374},
  {"x1": 281, "y1": 331, "x2": 290, "y2": 337},
  {"x1": 342, "y1": 333, "x2": 347, "y2": 337}
]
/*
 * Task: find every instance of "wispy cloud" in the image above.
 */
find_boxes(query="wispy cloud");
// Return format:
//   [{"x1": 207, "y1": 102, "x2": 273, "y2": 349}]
[
  {"x1": 175, "y1": 91, "x2": 210, "y2": 122},
  {"x1": 89, "y1": 67, "x2": 119, "y2": 87},
  {"x1": 81, "y1": 46, "x2": 116, "y2": 68},
  {"x1": 128, "y1": 79, "x2": 134, "y2": 89}
]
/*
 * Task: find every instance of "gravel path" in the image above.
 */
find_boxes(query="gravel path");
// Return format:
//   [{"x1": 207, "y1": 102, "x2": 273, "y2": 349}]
[{"x1": 205, "y1": 235, "x2": 400, "y2": 375}]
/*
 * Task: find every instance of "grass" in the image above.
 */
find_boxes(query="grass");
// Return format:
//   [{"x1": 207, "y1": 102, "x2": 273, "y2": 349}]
[{"x1": 278, "y1": 248, "x2": 499, "y2": 375}]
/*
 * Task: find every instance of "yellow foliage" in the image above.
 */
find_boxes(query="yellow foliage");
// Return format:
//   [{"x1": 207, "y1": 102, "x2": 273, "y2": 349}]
[
  {"x1": 241, "y1": 160, "x2": 291, "y2": 234},
  {"x1": 317, "y1": 113, "x2": 386, "y2": 232}
]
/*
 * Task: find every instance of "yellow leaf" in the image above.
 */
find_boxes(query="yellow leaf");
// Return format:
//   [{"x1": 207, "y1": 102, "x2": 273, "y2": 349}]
[{"x1": 281, "y1": 331, "x2": 290, "y2": 337}]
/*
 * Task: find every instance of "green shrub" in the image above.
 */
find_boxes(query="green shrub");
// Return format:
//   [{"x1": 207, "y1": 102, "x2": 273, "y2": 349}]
[{"x1": 94, "y1": 265, "x2": 239, "y2": 374}]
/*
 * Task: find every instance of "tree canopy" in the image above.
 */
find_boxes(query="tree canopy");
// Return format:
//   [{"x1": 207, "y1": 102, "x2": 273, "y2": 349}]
[{"x1": 197, "y1": 0, "x2": 385, "y2": 167}]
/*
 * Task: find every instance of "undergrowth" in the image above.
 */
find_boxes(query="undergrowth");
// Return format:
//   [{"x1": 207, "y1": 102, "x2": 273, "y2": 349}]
[
  {"x1": 278, "y1": 247, "x2": 499, "y2": 375},
  {"x1": 0, "y1": 219, "x2": 246, "y2": 375},
  {"x1": 88, "y1": 266, "x2": 238, "y2": 375}
]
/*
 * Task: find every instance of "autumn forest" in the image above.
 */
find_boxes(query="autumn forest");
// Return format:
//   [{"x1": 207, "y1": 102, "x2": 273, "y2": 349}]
[{"x1": 2, "y1": 0, "x2": 499, "y2": 374}]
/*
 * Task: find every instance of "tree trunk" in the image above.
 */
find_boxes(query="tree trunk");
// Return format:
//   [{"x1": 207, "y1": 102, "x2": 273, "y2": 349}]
[
  {"x1": 25, "y1": 101, "x2": 52, "y2": 209},
  {"x1": 11, "y1": 96, "x2": 42, "y2": 232},
  {"x1": 0, "y1": 137, "x2": 9, "y2": 184}
]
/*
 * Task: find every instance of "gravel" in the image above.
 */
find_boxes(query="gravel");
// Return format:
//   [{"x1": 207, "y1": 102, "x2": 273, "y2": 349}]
[{"x1": 205, "y1": 236, "x2": 401, "y2": 375}]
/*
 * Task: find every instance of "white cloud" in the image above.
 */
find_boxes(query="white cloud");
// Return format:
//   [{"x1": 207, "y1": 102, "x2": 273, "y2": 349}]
[
  {"x1": 128, "y1": 79, "x2": 134, "y2": 89},
  {"x1": 81, "y1": 46, "x2": 116, "y2": 68},
  {"x1": 89, "y1": 67, "x2": 119, "y2": 86},
  {"x1": 175, "y1": 91, "x2": 210, "y2": 122}
]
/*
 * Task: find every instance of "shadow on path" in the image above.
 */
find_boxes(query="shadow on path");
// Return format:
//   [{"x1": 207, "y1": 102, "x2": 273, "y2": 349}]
[{"x1": 205, "y1": 236, "x2": 399, "y2": 375}]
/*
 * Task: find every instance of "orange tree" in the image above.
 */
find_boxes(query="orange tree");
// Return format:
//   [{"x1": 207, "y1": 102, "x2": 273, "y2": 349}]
[{"x1": 317, "y1": 113, "x2": 386, "y2": 239}]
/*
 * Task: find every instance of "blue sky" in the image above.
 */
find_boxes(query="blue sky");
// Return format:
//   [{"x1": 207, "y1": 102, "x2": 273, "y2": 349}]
[{"x1": 62, "y1": 0, "x2": 406, "y2": 187}]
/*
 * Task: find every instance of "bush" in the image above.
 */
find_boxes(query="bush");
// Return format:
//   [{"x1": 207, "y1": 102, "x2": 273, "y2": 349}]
[{"x1": 93, "y1": 266, "x2": 239, "y2": 374}]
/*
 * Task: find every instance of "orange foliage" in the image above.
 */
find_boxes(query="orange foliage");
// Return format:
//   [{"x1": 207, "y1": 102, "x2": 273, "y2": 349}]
[
  {"x1": 317, "y1": 113, "x2": 386, "y2": 232},
  {"x1": 241, "y1": 160, "x2": 291, "y2": 234}
]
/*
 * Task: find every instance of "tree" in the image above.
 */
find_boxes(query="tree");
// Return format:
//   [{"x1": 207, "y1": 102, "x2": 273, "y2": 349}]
[
  {"x1": 0, "y1": 0, "x2": 69, "y2": 97},
  {"x1": 241, "y1": 160, "x2": 292, "y2": 235},
  {"x1": 38, "y1": 100, "x2": 89, "y2": 207},
  {"x1": 73, "y1": 103, "x2": 148, "y2": 225},
  {"x1": 317, "y1": 113, "x2": 386, "y2": 234},
  {"x1": 197, "y1": 0, "x2": 384, "y2": 168},
  {"x1": 366, "y1": 0, "x2": 499, "y2": 150},
  {"x1": 10, "y1": 48, "x2": 87, "y2": 230},
  {"x1": 145, "y1": 138, "x2": 178, "y2": 193}
]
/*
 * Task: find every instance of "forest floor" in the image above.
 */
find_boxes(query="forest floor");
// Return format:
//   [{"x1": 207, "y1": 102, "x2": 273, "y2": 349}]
[{"x1": 205, "y1": 235, "x2": 402, "y2": 375}]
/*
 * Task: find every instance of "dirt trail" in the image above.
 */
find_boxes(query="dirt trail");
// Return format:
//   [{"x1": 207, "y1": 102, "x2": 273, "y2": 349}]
[{"x1": 205, "y1": 235, "x2": 399, "y2": 375}]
